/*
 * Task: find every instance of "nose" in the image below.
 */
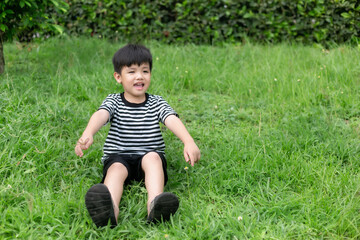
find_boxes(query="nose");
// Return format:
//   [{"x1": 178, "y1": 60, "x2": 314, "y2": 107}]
[{"x1": 136, "y1": 71, "x2": 144, "y2": 79}]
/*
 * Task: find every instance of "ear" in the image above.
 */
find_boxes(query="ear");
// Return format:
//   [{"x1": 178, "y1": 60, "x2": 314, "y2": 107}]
[{"x1": 114, "y1": 72, "x2": 122, "y2": 84}]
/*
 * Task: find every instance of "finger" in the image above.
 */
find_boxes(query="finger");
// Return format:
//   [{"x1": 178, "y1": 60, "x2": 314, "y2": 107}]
[
  {"x1": 190, "y1": 153, "x2": 199, "y2": 165},
  {"x1": 185, "y1": 152, "x2": 194, "y2": 166},
  {"x1": 184, "y1": 151, "x2": 190, "y2": 163},
  {"x1": 81, "y1": 143, "x2": 88, "y2": 150},
  {"x1": 185, "y1": 151, "x2": 193, "y2": 166},
  {"x1": 78, "y1": 138, "x2": 85, "y2": 145},
  {"x1": 79, "y1": 138, "x2": 90, "y2": 150},
  {"x1": 190, "y1": 154, "x2": 195, "y2": 166},
  {"x1": 85, "y1": 138, "x2": 92, "y2": 149},
  {"x1": 75, "y1": 145, "x2": 83, "y2": 157}
]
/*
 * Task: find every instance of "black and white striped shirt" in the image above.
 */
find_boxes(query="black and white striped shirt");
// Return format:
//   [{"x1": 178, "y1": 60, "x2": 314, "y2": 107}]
[{"x1": 98, "y1": 93, "x2": 178, "y2": 162}]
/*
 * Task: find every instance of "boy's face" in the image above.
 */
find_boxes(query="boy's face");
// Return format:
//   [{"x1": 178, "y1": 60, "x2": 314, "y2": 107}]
[{"x1": 114, "y1": 63, "x2": 151, "y2": 103}]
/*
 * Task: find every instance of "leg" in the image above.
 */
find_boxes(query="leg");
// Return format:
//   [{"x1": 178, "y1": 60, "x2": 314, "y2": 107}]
[
  {"x1": 141, "y1": 152, "x2": 165, "y2": 214},
  {"x1": 142, "y1": 152, "x2": 179, "y2": 223},
  {"x1": 104, "y1": 162, "x2": 128, "y2": 220}
]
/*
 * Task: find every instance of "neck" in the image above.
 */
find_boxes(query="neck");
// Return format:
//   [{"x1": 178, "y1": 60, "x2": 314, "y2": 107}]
[{"x1": 123, "y1": 92, "x2": 146, "y2": 104}]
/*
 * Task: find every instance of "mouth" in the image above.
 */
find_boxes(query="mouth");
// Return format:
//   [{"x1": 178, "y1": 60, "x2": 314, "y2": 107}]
[{"x1": 134, "y1": 82, "x2": 145, "y2": 90}]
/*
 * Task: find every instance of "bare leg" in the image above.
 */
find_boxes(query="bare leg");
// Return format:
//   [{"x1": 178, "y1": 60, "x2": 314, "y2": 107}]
[
  {"x1": 103, "y1": 162, "x2": 128, "y2": 222},
  {"x1": 141, "y1": 152, "x2": 165, "y2": 214}
]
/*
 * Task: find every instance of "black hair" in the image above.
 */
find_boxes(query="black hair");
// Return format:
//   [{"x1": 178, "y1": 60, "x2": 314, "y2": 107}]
[{"x1": 112, "y1": 44, "x2": 152, "y2": 74}]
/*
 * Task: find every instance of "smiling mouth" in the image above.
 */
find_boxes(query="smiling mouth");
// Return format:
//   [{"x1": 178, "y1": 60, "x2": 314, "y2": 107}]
[{"x1": 134, "y1": 83, "x2": 145, "y2": 89}]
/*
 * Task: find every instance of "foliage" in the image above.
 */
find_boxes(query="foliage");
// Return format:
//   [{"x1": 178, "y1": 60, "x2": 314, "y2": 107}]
[
  {"x1": 0, "y1": 0, "x2": 68, "y2": 74},
  {"x1": 0, "y1": 0, "x2": 68, "y2": 41},
  {"x1": 48, "y1": 0, "x2": 360, "y2": 45}
]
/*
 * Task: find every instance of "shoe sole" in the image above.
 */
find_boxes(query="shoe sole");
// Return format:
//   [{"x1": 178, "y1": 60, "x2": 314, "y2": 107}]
[
  {"x1": 85, "y1": 184, "x2": 117, "y2": 228},
  {"x1": 147, "y1": 192, "x2": 179, "y2": 223}
]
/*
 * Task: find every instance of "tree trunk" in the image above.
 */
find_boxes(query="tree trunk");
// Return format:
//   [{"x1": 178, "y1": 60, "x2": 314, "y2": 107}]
[{"x1": 0, "y1": 33, "x2": 4, "y2": 74}]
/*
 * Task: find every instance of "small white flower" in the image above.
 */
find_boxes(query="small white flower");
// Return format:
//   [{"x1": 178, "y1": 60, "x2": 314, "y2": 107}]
[
  {"x1": 184, "y1": 167, "x2": 189, "y2": 170},
  {"x1": 274, "y1": 78, "x2": 277, "y2": 81},
  {"x1": 237, "y1": 216, "x2": 243, "y2": 221}
]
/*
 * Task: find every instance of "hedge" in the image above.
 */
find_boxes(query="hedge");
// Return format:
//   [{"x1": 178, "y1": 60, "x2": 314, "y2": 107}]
[{"x1": 41, "y1": 0, "x2": 360, "y2": 45}]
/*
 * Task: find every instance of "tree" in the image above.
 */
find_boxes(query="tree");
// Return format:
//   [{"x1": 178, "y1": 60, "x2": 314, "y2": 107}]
[{"x1": 0, "y1": 0, "x2": 68, "y2": 74}]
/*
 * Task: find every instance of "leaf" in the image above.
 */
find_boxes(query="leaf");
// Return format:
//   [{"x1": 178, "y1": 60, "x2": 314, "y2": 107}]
[
  {"x1": 243, "y1": 13, "x2": 253, "y2": 18},
  {"x1": 90, "y1": 12, "x2": 96, "y2": 19},
  {"x1": 0, "y1": 24, "x2": 6, "y2": 31},
  {"x1": 51, "y1": 0, "x2": 59, "y2": 8},
  {"x1": 52, "y1": 24, "x2": 64, "y2": 34},
  {"x1": 59, "y1": 7, "x2": 67, "y2": 13},
  {"x1": 24, "y1": 0, "x2": 31, "y2": 7},
  {"x1": 341, "y1": 12, "x2": 351, "y2": 18},
  {"x1": 24, "y1": 167, "x2": 36, "y2": 174}
]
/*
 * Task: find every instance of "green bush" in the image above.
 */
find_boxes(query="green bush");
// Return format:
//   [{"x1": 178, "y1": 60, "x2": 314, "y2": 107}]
[
  {"x1": 0, "y1": 0, "x2": 68, "y2": 41},
  {"x1": 36, "y1": 0, "x2": 360, "y2": 45}
]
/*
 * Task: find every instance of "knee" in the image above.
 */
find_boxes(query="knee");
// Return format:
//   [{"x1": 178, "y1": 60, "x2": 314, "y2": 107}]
[
  {"x1": 142, "y1": 152, "x2": 163, "y2": 169},
  {"x1": 107, "y1": 162, "x2": 128, "y2": 176}
]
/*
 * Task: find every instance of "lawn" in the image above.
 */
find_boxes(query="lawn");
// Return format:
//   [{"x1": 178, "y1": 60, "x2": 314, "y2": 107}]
[{"x1": 1, "y1": 37, "x2": 360, "y2": 239}]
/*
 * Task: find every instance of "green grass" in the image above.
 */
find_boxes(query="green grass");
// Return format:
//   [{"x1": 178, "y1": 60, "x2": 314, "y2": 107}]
[{"x1": 1, "y1": 37, "x2": 360, "y2": 239}]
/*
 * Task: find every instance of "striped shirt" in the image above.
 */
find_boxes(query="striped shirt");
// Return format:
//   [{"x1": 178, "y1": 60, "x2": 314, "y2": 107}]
[{"x1": 98, "y1": 93, "x2": 178, "y2": 162}]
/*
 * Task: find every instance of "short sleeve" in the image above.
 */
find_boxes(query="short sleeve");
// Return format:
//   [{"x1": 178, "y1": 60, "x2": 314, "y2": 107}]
[
  {"x1": 157, "y1": 96, "x2": 179, "y2": 124},
  {"x1": 98, "y1": 94, "x2": 117, "y2": 123}
]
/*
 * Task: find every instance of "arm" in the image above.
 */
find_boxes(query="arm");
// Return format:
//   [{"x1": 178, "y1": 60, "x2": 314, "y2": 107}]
[
  {"x1": 164, "y1": 115, "x2": 201, "y2": 166},
  {"x1": 75, "y1": 109, "x2": 110, "y2": 157}
]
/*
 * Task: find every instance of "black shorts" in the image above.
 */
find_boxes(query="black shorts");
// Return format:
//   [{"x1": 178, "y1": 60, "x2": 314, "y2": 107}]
[{"x1": 101, "y1": 152, "x2": 168, "y2": 185}]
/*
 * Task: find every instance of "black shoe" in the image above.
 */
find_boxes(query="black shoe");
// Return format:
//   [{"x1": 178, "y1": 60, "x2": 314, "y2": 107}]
[
  {"x1": 147, "y1": 192, "x2": 179, "y2": 223},
  {"x1": 85, "y1": 184, "x2": 117, "y2": 228}
]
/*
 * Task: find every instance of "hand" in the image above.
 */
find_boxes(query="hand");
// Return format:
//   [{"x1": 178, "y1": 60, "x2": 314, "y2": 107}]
[
  {"x1": 75, "y1": 136, "x2": 94, "y2": 157},
  {"x1": 183, "y1": 141, "x2": 201, "y2": 167}
]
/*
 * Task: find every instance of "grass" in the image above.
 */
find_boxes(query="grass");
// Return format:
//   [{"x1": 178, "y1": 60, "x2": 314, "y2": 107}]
[{"x1": 1, "y1": 37, "x2": 360, "y2": 239}]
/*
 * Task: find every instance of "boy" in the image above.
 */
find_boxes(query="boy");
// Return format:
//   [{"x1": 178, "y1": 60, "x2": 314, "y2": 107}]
[{"x1": 75, "y1": 44, "x2": 200, "y2": 228}]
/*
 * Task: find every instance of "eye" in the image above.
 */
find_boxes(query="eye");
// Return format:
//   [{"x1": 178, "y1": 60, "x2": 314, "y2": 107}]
[
  {"x1": 128, "y1": 71, "x2": 135, "y2": 74},
  {"x1": 143, "y1": 70, "x2": 149, "y2": 73}
]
